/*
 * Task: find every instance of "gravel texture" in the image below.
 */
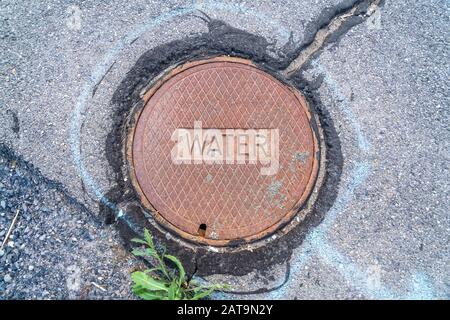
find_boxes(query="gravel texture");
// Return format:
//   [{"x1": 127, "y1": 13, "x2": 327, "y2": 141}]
[
  {"x1": 0, "y1": 0, "x2": 449, "y2": 299},
  {"x1": 0, "y1": 148, "x2": 142, "y2": 299}
]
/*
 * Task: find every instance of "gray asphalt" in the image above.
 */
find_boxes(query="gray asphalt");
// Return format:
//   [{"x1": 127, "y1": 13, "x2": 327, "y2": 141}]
[{"x1": 0, "y1": 0, "x2": 449, "y2": 299}]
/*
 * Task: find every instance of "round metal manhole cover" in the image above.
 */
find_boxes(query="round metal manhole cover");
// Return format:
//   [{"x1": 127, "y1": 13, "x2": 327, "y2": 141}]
[{"x1": 130, "y1": 57, "x2": 319, "y2": 246}]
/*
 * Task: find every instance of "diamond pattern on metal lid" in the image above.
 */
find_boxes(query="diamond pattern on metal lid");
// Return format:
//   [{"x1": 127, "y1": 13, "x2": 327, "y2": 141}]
[{"x1": 131, "y1": 58, "x2": 319, "y2": 245}]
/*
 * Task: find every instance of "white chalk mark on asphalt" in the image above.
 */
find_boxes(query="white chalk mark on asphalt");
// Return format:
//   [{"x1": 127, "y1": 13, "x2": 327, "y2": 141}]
[
  {"x1": 268, "y1": 62, "x2": 437, "y2": 299},
  {"x1": 70, "y1": 2, "x2": 438, "y2": 299}
]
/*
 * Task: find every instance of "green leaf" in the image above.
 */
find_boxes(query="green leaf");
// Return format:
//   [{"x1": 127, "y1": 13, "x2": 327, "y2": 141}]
[
  {"x1": 131, "y1": 248, "x2": 147, "y2": 257},
  {"x1": 132, "y1": 284, "x2": 166, "y2": 300},
  {"x1": 131, "y1": 238, "x2": 147, "y2": 245},
  {"x1": 144, "y1": 229, "x2": 154, "y2": 247},
  {"x1": 131, "y1": 271, "x2": 168, "y2": 292},
  {"x1": 168, "y1": 281, "x2": 178, "y2": 300},
  {"x1": 164, "y1": 254, "x2": 186, "y2": 286},
  {"x1": 132, "y1": 248, "x2": 158, "y2": 259}
]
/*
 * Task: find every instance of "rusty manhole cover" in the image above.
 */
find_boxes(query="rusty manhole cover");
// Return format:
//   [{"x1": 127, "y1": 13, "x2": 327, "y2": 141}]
[{"x1": 129, "y1": 57, "x2": 319, "y2": 246}]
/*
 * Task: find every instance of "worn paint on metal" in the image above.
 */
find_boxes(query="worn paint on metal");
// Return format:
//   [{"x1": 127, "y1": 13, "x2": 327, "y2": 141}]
[{"x1": 127, "y1": 57, "x2": 320, "y2": 246}]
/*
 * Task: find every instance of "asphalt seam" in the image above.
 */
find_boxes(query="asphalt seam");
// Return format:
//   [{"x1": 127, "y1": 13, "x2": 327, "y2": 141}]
[
  {"x1": 282, "y1": 0, "x2": 382, "y2": 77},
  {"x1": 0, "y1": 143, "x2": 101, "y2": 226}
]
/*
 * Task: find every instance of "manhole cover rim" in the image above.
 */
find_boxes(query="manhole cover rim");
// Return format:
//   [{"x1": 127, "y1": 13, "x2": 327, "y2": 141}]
[{"x1": 126, "y1": 56, "x2": 321, "y2": 247}]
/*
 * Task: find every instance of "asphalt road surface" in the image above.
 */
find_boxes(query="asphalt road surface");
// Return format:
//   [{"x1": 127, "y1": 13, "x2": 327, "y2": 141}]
[{"x1": 0, "y1": 0, "x2": 449, "y2": 299}]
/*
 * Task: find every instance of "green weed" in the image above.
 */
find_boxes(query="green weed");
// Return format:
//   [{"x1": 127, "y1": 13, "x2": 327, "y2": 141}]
[{"x1": 130, "y1": 229, "x2": 227, "y2": 300}]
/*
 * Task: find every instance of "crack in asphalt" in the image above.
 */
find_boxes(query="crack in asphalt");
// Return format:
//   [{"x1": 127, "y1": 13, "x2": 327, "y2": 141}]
[
  {"x1": 2, "y1": 0, "x2": 387, "y2": 298},
  {"x1": 282, "y1": 0, "x2": 383, "y2": 76}
]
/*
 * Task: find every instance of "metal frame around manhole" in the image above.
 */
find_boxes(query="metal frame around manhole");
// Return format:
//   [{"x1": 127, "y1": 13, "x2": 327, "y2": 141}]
[{"x1": 125, "y1": 56, "x2": 324, "y2": 249}]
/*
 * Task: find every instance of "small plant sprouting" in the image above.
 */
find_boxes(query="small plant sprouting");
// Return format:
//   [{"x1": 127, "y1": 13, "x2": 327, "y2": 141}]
[{"x1": 130, "y1": 229, "x2": 227, "y2": 300}]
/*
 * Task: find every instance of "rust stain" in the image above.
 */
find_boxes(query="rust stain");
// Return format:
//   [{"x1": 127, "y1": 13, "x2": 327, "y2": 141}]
[{"x1": 127, "y1": 57, "x2": 320, "y2": 246}]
